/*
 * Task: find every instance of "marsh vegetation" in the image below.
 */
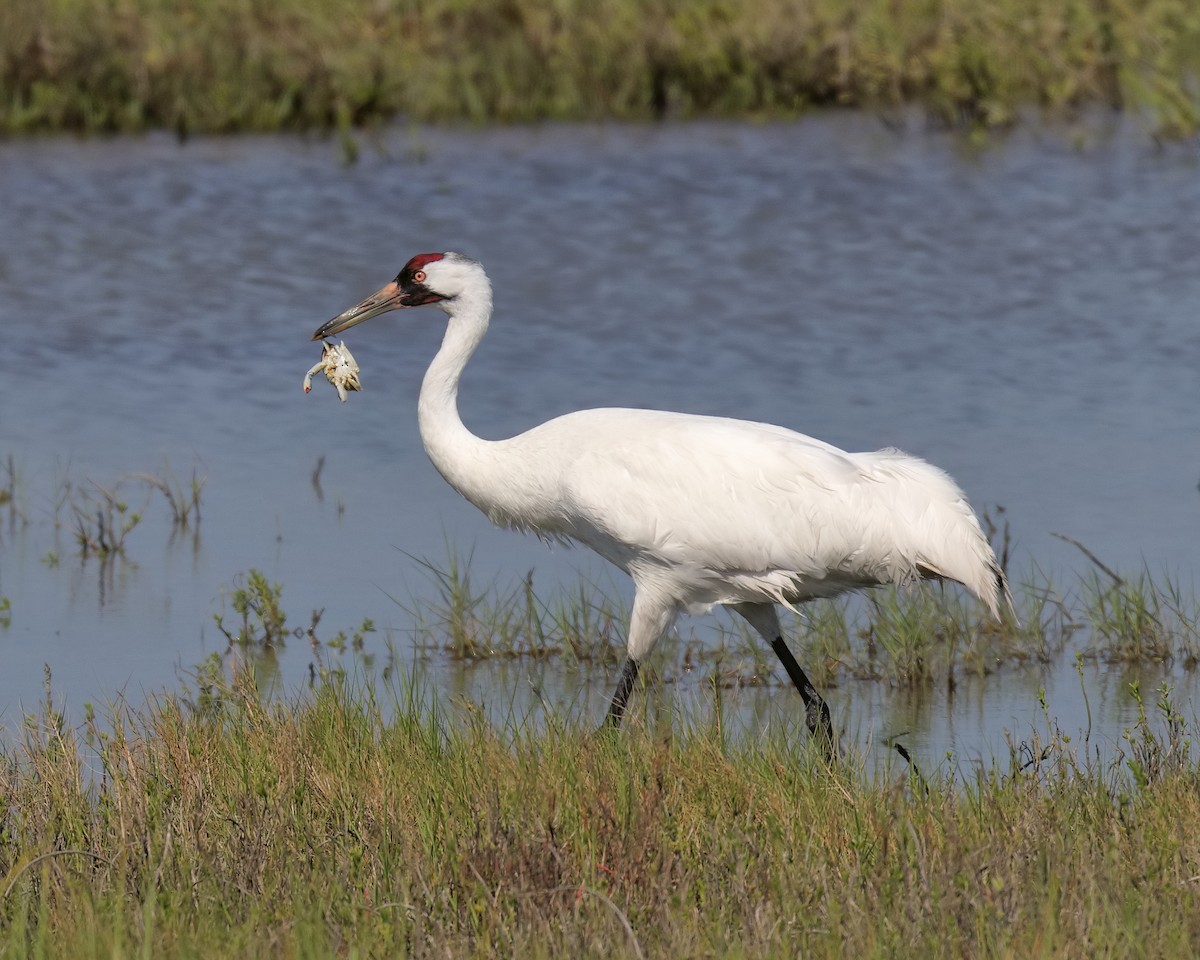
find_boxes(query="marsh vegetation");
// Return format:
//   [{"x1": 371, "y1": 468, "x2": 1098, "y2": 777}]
[
  {"x1": 1, "y1": 659, "x2": 1199, "y2": 958},
  {"x1": 2, "y1": 0, "x2": 1199, "y2": 138}
]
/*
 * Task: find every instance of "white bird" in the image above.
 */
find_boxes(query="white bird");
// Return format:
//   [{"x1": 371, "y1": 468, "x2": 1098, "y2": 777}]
[{"x1": 314, "y1": 252, "x2": 1011, "y2": 752}]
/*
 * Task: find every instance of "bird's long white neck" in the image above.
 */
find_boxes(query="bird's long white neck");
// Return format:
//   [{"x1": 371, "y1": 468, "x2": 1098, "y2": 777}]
[{"x1": 416, "y1": 281, "x2": 510, "y2": 517}]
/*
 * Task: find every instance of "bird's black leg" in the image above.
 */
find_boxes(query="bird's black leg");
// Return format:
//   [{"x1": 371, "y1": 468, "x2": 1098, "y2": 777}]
[
  {"x1": 603, "y1": 657, "x2": 640, "y2": 729},
  {"x1": 770, "y1": 637, "x2": 835, "y2": 757}
]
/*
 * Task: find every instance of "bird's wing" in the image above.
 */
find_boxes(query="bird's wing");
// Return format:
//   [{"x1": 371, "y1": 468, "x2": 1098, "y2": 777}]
[
  {"x1": 557, "y1": 410, "x2": 881, "y2": 574},
  {"x1": 540, "y1": 408, "x2": 1000, "y2": 613}
]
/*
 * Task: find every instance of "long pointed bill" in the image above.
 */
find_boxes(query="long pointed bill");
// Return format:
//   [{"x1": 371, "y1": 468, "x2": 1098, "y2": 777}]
[{"x1": 312, "y1": 281, "x2": 406, "y2": 340}]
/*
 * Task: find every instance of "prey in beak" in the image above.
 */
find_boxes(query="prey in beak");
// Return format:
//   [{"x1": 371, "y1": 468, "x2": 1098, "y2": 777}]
[{"x1": 303, "y1": 253, "x2": 449, "y2": 403}]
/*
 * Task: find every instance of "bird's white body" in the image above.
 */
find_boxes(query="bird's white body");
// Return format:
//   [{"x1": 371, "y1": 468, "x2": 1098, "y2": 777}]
[
  {"x1": 432, "y1": 405, "x2": 1002, "y2": 656},
  {"x1": 317, "y1": 251, "x2": 1009, "y2": 740}
]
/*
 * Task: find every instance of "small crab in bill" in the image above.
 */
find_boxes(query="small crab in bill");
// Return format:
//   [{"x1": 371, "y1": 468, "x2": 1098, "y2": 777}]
[{"x1": 303, "y1": 340, "x2": 362, "y2": 402}]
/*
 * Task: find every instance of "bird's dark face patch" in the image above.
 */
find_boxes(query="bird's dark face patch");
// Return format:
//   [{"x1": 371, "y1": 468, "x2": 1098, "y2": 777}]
[{"x1": 395, "y1": 252, "x2": 447, "y2": 306}]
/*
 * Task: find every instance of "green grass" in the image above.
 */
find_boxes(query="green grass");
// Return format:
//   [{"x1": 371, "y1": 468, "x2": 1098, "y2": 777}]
[
  {"x1": 1, "y1": 665, "x2": 1199, "y2": 958},
  {"x1": 393, "y1": 549, "x2": 1184, "y2": 694},
  {"x1": 406, "y1": 551, "x2": 626, "y2": 665},
  {"x1": 1081, "y1": 568, "x2": 1200, "y2": 666},
  {"x1": 1, "y1": 0, "x2": 1199, "y2": 137}
]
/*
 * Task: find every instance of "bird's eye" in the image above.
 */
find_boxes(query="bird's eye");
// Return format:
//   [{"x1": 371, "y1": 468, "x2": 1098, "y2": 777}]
[{"x1": 413, "y1": 270, "x2": 426, "y2": 283}]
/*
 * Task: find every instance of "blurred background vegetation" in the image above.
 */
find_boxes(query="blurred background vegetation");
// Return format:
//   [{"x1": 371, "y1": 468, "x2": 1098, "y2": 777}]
[{"x1": 1, "y1": 0, "x2": 1199, "y2": 137}]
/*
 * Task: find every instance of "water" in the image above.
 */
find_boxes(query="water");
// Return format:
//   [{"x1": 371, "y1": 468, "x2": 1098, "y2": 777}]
[{"x1": 1, "y1": 116, "x2": 1198, "y2": 764}]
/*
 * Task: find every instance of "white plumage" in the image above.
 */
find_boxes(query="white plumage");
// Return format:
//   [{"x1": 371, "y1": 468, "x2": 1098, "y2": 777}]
[{"x1": 314, "y1": 251, "x2": 1010, "y2": 751}]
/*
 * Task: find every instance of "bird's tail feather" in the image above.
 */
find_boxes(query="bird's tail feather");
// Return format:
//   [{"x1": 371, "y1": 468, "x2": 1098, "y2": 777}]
[{"x1": 869, "y1": 451, "x2": 1012, "y2": 620}]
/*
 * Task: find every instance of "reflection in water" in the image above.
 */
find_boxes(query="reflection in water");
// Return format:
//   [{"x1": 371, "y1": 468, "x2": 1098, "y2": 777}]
[
  {"x1": 0, "y1": 116, "x2": 1198, "y2": 763},
  {"x1": 418, "y1": 615, "x2": 1196, "y2": 771}
]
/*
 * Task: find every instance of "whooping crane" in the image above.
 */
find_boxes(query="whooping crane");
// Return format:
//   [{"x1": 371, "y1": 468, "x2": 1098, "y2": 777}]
[{"x1": 313, "y1": 252, "x2": 1011, "y2": 754}]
